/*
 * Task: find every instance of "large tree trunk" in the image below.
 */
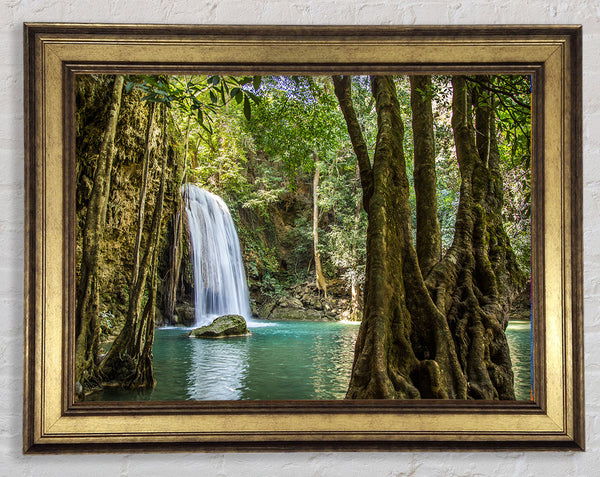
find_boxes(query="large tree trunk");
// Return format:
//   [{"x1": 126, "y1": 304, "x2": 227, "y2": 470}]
[
  {"x1": 425, "y1": 76, "x2": 525, "y2": 399},
  {"x1": 339, "y1": 76, "x2": 466, "y2": 399},
  {"x1": 75, "y1": 75, "x2": 124, "y2": 389},
  {"x1": 335, "y1": 74, "x2": 525, "y2": 400},
  {"x1": 410, "y1": 75, "x2": 441, "y2": 277},
  {"x1": 312, "y1": 151, "x2": 328, "y2": 297}
]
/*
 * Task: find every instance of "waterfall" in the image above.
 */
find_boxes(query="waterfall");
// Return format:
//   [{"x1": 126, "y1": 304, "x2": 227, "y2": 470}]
[{"x1": 183, "y1": 184, "x2": 252, "y2": 327}]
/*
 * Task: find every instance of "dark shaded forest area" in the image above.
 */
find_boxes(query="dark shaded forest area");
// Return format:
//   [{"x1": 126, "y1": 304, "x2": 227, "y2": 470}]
[{"x1": 75, "y1": 73, "x2": 531, "y2": 400}]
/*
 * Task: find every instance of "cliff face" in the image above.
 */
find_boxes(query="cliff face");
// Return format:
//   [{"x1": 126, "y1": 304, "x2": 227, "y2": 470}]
[
  {"x1": 76, "y1": 75, "x2": 182, "y2": 337},
  {"x1": 230, "y1": 161, "x2": 355, "y2": 322}
]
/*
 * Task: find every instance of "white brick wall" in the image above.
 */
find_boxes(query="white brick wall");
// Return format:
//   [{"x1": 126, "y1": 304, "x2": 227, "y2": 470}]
[{"x1": 1, "y1": 1, "x2": 598, "y2": 475}]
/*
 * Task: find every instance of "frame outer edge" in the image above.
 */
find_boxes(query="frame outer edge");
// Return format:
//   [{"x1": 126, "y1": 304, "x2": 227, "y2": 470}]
[
  {"x1": 20, "y1": 22, "x2": 586, "y2": 453},
  {"x1": 569, "y1": 25, "x2": 584, "y2": 451},
  {"x1": 23, "y1": 22, "x2": 37, "y2": 454}
]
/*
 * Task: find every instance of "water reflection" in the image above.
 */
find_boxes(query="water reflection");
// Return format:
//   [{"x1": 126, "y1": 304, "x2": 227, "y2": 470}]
[
  {"x1": 506, "y1": 320, "x2": 533, "y2": 401},
  {"x1": 184, "y1": 321, "x2": 360, "y2": 400},
  {"x1": 186, "y1": 334, "x2": 250, "y2": 400}
]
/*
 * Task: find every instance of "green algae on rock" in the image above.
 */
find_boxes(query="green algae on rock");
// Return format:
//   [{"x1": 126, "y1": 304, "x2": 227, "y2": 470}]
[{"x1": 189, "y1": 315, "x2": 250, "y2": 338}]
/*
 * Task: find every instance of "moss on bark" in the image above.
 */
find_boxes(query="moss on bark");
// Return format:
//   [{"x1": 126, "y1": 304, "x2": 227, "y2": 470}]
[{"x1": 336, "y1": 75, "x2": 526, "y2": 400}]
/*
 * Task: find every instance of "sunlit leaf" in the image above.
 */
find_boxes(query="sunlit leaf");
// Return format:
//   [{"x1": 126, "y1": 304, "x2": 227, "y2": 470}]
[{"x1": 243, "y1": 96, "x2": 251, "y2": 120}]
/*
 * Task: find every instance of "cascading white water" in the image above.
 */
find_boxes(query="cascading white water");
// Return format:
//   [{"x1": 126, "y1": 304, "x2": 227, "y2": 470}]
[{"x1": 183, "y1": 184, "x2": 252, "y2": 327}]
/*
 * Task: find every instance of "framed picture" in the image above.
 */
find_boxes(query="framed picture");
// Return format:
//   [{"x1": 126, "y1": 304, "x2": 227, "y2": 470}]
[{"x1": 23, "y1": 23, "x2": 584, "y2": 452}]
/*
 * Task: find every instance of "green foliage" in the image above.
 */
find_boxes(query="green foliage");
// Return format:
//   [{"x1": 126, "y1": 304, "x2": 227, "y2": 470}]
[
  {"x1": 131, "y1": 72, "x2": 531, "y2": 307},
  {"x1": 247, "y1": 76, "x2": 348, "y2": 180},
  {"x1": 126, "y1": 74, "x2": 261, "y2": 133},
  {"x1": 490, "y1": 76, "x2": 531, "y2": 167},
  {"x1": 317, "y1": 156, "x2": 367, "y2": 291}
]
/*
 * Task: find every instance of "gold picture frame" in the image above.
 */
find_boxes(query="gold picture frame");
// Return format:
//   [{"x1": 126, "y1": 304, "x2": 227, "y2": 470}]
[{"x1": 23, "y1": 23, "x2": 584, "y2": 452}]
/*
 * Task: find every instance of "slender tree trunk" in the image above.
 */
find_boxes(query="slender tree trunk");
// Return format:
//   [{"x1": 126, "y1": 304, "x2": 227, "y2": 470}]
[
  {"x1": 131, "y1": 102, "x2": 156, "y2": 286},
  {"x1": 75, "y1": 75, "x2": 124, "y2": 389},
  {"x1": 332, "y1": 76, "x2": 373, "y2": 211},
  {"x1": 101, "y1": 104, "x2": 169, "y2": 385},
  {"x1": 164, "y1": 208, "x2": 183, "y2": 323},
  {"x1": 410, "y1": 75, "x2": 441, "y2": 277},
  {"x1": 312, "y1": 151, "x2": 328, "y2": 297},
  {"x1": 164, "y1": 114, "x2": 191, "y2": 322}
]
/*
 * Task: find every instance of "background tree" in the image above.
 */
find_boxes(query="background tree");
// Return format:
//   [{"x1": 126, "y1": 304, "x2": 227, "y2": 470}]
[{"x1": 246, "y1": 76, "x2": 351, "y2": 294}]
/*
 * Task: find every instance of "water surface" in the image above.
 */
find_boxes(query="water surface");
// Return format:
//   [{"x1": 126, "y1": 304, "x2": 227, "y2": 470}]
[
  {"x1": 505, "y1": 320, "x2": 533, "y2": 401},
  {"x1": 90, "y1": 319, "x2": 531, "y2": 401}
]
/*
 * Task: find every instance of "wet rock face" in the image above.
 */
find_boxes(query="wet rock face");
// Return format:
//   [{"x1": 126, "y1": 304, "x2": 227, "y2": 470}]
[
  {"x1": 252, "y1": 280, "x2": 357, "y2": 321},
  {"x1": 173, "y1": 303, "x2": 196, "y2": 327},
  {"x1": 269, "y1": 307, "x2": 333, "y2": 321},
  {"x1": 189, "y1": 314, "x2": 250, "y2": 338}
]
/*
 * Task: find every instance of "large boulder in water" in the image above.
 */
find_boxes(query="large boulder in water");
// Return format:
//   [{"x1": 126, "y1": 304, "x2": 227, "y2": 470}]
[{"x1": 189, "y1": 314, "x2": 250, "y2": 338}]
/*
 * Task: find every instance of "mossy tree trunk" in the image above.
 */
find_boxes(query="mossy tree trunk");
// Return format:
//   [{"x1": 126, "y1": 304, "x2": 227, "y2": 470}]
[
  {"x1": 425, "y1": 76, "x2": 525, "y2": 399},
  {"x1": 410, "y1": 75, "x2": 441, "y2": 278},
  {"x1": 75, "y1": 75, "x2": 124, "y2": 389},
  {"x1": 335, "y1": 75, "x2": 466, "y2": 398},
  {"x1": 334, "y1": 74, "x2": 525, "y2": 400},
  {"x1": 101, "y1": 105, "x2": 169, "y2": 388}
]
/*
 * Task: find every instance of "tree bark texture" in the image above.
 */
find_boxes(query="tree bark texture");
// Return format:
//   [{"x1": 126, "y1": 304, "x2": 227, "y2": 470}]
[
  {"x1": 336, "y1": 75, "x2": 526, "y2": 400},
  {"x1": 410, "y1": 75, "x2": 442, "y2": 278},
  {"x1": 75, "y1": 75, "x2": 124, "y2": 388},
  {"x1": 344, "y1": 76, "x2": 466, "y2": 399},
  {"x1": 101, "y1": 105, "x2": 169, "y2": 388},
  {"x1": 425, "y1": 76, "x2": 525, "y2": 399}
]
